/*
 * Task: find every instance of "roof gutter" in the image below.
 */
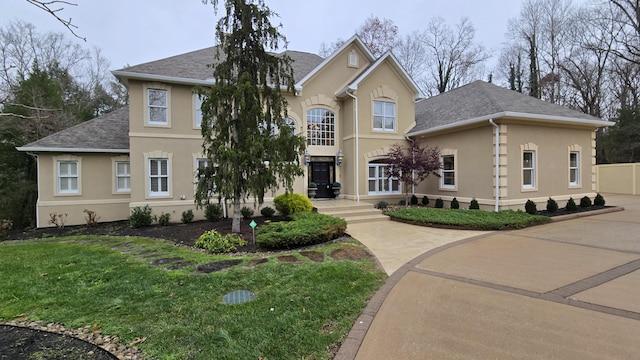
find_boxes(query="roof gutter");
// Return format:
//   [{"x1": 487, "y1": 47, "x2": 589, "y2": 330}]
[
  {"x1": 489, "y1": 119, "x2": 500, "y2": 212},
  {"x1": 345, "y1": 87, "x2": 360, "y2": 202},
  {"x1": 16, "y1": 147, "x2": 129, "y2": 153}
]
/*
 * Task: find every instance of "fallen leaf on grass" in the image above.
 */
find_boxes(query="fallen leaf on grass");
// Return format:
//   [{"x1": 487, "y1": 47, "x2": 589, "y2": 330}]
[{"x1": 129, "y1": 337, "x2": 147, "y2": 346}]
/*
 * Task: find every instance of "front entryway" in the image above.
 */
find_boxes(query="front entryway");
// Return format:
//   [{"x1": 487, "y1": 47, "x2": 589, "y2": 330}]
[{"x1": 311, "y1": 161, "x2": 335, "y2": 198}]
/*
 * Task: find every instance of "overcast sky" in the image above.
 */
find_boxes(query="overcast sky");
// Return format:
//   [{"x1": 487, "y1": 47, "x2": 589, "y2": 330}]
[{"x1": 1, "y1": 0, "x2": 580, "y2": 74}]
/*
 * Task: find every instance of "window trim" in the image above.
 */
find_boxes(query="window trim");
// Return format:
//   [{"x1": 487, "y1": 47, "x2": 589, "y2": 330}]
[
  {"x1": 522, "y1": 150, "x2": 536, "y2": 190},
  {"x1": 372, "y1": 100, "x2": 396, "y2": 132},
  {"x1": 144, "y1": 151, "x2": 173, "y2": 198},
  {"x1": 57, "y1": 161, "x2": 79, "y2": 194},
  {"x1": 367, "y1": 162, "x2": 401, "y2": 195},
  {"x1": 569, "y1": 150, "x2": 580, "y2": 187},
  {"x1": 193, "y1": 93, "x2": 203, "y2": 129},
  {"x1": 145, "y1": 84, "x2": 171, "y2": 127},
  {"x1": 114, "y1": 160, "x2": 131, "y2": 193},
  {"x1": 440, "y1": 150, "x2": 458, "y2": 191},
  {"x1": 306, "y1": 108, "x2": 336, "y2": 147},
  {"x1": 53, "y1": 155, "x2": 81, "y2": 196}
]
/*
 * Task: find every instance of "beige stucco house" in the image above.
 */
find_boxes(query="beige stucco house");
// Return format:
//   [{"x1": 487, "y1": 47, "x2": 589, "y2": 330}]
[{"x1": 18, "y1": 35, "x2": 612, "y2": 227}]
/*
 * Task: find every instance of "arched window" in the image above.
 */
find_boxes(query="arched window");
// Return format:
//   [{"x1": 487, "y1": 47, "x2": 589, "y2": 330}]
[{"x1": 306, "y1": 108, "x2": 335, "y2": 146}]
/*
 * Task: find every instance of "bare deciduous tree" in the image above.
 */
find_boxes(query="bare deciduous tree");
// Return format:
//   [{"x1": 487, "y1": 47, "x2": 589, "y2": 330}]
[{"x1": 26, "y1": 0, "x2": 85, "y2": 41}]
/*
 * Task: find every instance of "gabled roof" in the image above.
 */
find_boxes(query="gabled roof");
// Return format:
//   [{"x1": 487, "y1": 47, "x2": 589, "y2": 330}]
[
  {"x1": 408, "y1": 80, "x2": 613, "y2": 136},
  {"x1": 17, "y1": 107, "x2": 129, "y2": 153},
  {"x1": 336, "y1": 50, "x2": 423, "y2": 100},
  {"x1": 112, "y1": 47, "x2": 324, "y2": 87}
]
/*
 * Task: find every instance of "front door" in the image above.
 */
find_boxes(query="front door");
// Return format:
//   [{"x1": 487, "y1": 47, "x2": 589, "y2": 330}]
[{"x1": 311, "y1": 162, "x2": 334, "y2": 198}]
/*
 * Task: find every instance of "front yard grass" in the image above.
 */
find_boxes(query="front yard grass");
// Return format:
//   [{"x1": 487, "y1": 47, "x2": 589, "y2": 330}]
[
  {"x1": 387, "y1": 208, "x2": 551, "y2": 230},
  {"x1": 0, "y1": 236, "x2": 386, "y2": 359}
]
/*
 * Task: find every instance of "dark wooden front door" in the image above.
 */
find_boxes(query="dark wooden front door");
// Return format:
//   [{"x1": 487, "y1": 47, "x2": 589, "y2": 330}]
[{"x1": 311, "y1": 162, "x2": 333, "y2": 198}]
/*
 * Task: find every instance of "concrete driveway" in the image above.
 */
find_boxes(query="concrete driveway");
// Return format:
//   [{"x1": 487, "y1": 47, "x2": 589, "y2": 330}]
[{"x1": 338, "y1": 194, "x2": 640, "y2": 359}]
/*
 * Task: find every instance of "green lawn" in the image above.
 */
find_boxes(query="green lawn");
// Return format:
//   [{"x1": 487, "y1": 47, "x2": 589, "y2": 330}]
[
  {"x1": 0, "y1": 236, "x2": 386, "y2": 359},
  {"x1": 387, "y1": 207, "x2": 551, "y2": 230}
]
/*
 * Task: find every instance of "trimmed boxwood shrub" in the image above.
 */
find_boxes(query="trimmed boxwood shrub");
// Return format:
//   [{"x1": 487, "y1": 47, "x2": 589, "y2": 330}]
[
  {"x1": 195, "y1": 230, "x2": 247, "y2": 253},
  {"x1": 181, "y1": 209, "x2": 194, "y2": 223},
  {"x1": 410, "y1": 195, "x2": 418, "y2": 205},
  {"x1": 260, "y1": 206, "x2": 276, "y2": 218},
  {"x1": 469, "y1": 198, "x2": 480, "y2": 210},
  {"x1": 566, "y1": 197, "x2": 578, "y2": 212},
  {"x1": 273, "y1": 193, "x2": 313, "y2": 216},
  {"x1": 241, "y1": 206, "x2": 254, "y2": 219},
  {"x1": 435, "y1": 198, "x2": 444, "y2": 208},
  {"x1": 546, "y1": 198, "x2": 558, "y2": 213},
  {"x1": 594, "y1": 193, "x2": 606, "y2": 206},
  {"x1": 399, "y1": 199, "x2": 406, "y2": 206},
  {"x1": 205, "y1": 203, "x2": 224, "y2": 221},
  {"x1": 580, "y1": 196, "x2": 592, "y2": 208},
  {"x1": 129, "y1": 205, "x2": 154, "y2": 228},
  {"x1": 376, "y1": 201, "x2": 388, "y2": 210},
  {"x1": 525, "y1": 199, "x2": 537, "y2": 215},
  {"x1": 450, "y1": 197, "x2": 460, "y2": 209},
  {"x1": 158, "y1": 212, "x2": 171, "y2": 226},
  {"x1": 256, "y1": 212, "x2": 347, "y2": 250},
  {"x1": 421, "y1": 196, "x2": 429, "y2": 206}
]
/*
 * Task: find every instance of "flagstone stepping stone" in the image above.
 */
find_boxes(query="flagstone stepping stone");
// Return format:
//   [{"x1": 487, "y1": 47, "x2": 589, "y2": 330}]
[
  {"x1": 246, "y1": 258, "x2": 269, "y2": 267},
  {"x1": 222, "y1": 290, "x2": 256, "y2": 305},
  {"x1": 299, "y1": 251, "x2": 324, "y2": 262},
  {"x1": 277, "y1": 255, "x2": 299, "y2": 263},
  {"x1": 194, "y1": 259, "x2": 243, "y2": 274},
  {"x1": 149, "y1": 257, "x2": 184, "y2": 266},
  {"x1": 166, "y1": 261, "x2": 198, "y2": 270},
  {"x1": 329, "y1": 246, "x2": 372, "y2": 261},
  {"x1": 111, "y1": 242, "x2": 135, "y2": 249}
]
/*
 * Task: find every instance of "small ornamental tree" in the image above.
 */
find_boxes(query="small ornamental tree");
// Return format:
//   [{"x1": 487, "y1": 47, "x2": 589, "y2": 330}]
[{"x1": 386, "y1": 140, "x2": 441, "y2": 206}]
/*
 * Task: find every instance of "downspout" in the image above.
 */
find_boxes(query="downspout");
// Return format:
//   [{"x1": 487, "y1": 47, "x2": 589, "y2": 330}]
[
  {"x1": 346, "y1": 88, "x2": 360, "y2": 202},
  {"x1": 489, "y1": 119, "x2": 500, "y2": 212}
]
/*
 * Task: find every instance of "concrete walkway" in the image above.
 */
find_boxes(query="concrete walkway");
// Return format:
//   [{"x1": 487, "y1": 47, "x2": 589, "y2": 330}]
[{"x1": 337, "y1": 194, "x2": 640, "y2": 359}]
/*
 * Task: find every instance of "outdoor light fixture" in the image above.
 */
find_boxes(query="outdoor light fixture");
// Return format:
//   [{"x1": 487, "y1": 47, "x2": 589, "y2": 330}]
[
  {"x1": 304, "y1": 150, "x2": 311, "y2": 165},
  {"x1": 335, "y1": 150, "x2": 344, "y2": 166}
]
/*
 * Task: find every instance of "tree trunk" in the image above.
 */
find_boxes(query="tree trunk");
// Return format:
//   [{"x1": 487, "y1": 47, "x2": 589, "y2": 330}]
[{"x1": 232, "y1": 194, "x2": 241, "y2": 233}]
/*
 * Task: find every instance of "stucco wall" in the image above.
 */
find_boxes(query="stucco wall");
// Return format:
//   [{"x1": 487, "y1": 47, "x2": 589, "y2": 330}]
[{"x1": 597, "y1": 163, "x2": 640, "y2": 195}]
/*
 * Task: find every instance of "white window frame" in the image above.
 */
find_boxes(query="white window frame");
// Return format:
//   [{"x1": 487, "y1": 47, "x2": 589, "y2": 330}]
[
  {"x1": 348, "y1": 51, "x2": 359, "y2": 67},
  {"x1": 367, "y1": 162, "x2": 401, "y2": 195},
  {"x1": 57, "y1": 160, "x2": 79, "y2": 194},
  {"x1": 373, "y1": 100, "x2": 396, "y2": 132},
  {"x1": 148, "y1": 158, "x2": 169, "y2": 196},
  {"x1": 146, "y1": 86, "x2": 169, "y2": 126},
  {"x1": 194, "y1": 93, "x2": 203, "y2": 128},
  {"x1": 522, "y1": 150, "x2": 536, "y2": 189},
  {"x1": 306, "y1": 108, "x2": 335, "y2": 146},
  {"x1": 115, "y1": 161, "x2": 131, "y2": 193},
  {"x1": 440, "y1": 155, "x2": 456, "y2": 190},
  {"x1": 569, "y1": 151, "x2": 580, "y2": 187}
]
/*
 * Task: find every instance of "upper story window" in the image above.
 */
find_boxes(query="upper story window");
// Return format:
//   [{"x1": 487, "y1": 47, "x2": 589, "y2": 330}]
[
  {"x1": 147, "y1": 88, "x2": 168, "y2": 125},
  {"x1": 373, "y1": 101, "x2": 396, "y2": 131},
  {"x1": 115, "y1": 161, "x2": 130, "y2": 193},
  {"x1": 307, "y1": 108, "x2": 335, "y2": 146},
  {"x1": 194, "y1": 94, "x2": 203, "y2": 128},
  {"x1": 522, "y1": 150, "x2": 536, "y2": 189},
  {"x1": 569, "y1": 151, "x2": 580, "y2": 186},
  {"x1": 58, "y1": 161, "x2": 79, "y2": 194}
]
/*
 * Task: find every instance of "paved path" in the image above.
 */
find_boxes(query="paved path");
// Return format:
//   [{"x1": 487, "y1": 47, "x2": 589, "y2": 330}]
[{"x1": 338, "y1": 194, "x2": 640, "y2": 359}]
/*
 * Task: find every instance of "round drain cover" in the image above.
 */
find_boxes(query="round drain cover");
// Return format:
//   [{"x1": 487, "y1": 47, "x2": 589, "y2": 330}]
[{"x1": 222, "y1": 290, "x2": 256, "y2": 305}]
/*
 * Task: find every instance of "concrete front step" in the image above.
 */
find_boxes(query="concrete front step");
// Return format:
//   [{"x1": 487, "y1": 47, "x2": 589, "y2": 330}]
[
  {"x1": 313, "y1": 200, "x2": 388, "y2": 224},
  {"x1": 344, "y1": 214, "x2": 390, "y2": 224}
]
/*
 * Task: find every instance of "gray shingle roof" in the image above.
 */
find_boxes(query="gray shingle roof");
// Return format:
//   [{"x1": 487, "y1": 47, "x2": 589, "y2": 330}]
[
  {"x1": 411, "y1": 80, "x2": 604, "y2": 134},
  {"x1": 18, "y1": 107, "x2": 129, "y2": 152},
  {"x1": 117, "y1": 47, "x2": 324, "y2": 84}
]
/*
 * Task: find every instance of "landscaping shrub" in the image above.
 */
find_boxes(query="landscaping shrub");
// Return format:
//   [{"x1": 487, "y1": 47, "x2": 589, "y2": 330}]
[
  {"x1": 158, "y1": 212, "x2": 171, "y2": 226},
  {"x1": 450, "y1": 197, "x2": 460, "y2": 209},
  {"x1": 273, "y1": 193, "x2": 313, "y2": 216},
  {"x1": 469, "y1": 198, "x2": 480, "y2": 210},
  {"x1": 566, "y1": 197, "x2": 577, "y2": 212},
  {"x1": 594, "y1": 193, "x2": 606, "y2": 206},
  {"x1": 398, "y1": 199, "x2": 406, "y2": 206},
  {"x1": 376, "y1": 201, "x2": 388, "y2": 210},
  {"x1": 410, "y1": 195, "x2": 418, "y2": 205},
  {"x1": 256, "y1": 212, "x2": 346, "y2": 250},
  {"x1": 421, "y1": 196, "x2": 429, "y2": 206},
  {"x1": 435, "y1": 198, "x2": 444, "y2": 208},
  {"x1": 525, "y1": 199, "x2": 537, "y2": 215},
  {"x1": 546, "y1": 198, "x2": 558, "y2": 213},
  {"x1": 181, "y1": 209, "x2": 194, "y2": 224},
  {"x1": 195, "y1": 230, "x2": 247, "y2": 253},
  {"x1": 580, "y1": 196, "x2": 592, "y2": 208},
  {"x1": 83, "y1": 209, "x2": 100, "y2": 226},
  {"x1": 205, "y1": 203, "x2": 224, "y2": 222},
  {"x1": 129, "y1": 205, "x2": 154, "y2": 228},
  {"x1": 260, "y1": 206, "x2": 276, "y2": 218},
  {"x1": 241, "y1": 206, "x2": 254, "y2": 219}
]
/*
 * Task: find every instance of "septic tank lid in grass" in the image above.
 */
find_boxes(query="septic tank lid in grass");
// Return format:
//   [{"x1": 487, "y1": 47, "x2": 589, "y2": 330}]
[{"x1": 222, "y1": 290, "x2": 256, "y2": 305}]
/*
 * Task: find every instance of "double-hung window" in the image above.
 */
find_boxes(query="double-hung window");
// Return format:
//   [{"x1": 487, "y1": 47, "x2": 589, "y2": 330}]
[
  {"x1": 441, "y1": 155, "x2": 455, "y2": 189},
  {"x1": 58, "y1": 161, "x2": 78, "y2": 193},
  {"x1": 522, "y1": 151, "x2": 536, "y2": 189},
  {"x1": 149, "y1": 158, "x2": 169, "y2": 195},
  {"x1": 373, "y1": 101, "x2": 396, "y2": 131},
  {"x1": 115, "y1": 161, "x2": 130, "y2": 193},
  {"x1": 368, "y1": 162, "x2": 400, "y2": 194},
  {"x1": 194, "y1": 94, "x2": 203, "y2": 127},
  {"x1": 569, "y1": 151, "x2": 580, "y2": 186},
  {"x1": 147, "y1": 88, "x2": 168, "y2": 124}
]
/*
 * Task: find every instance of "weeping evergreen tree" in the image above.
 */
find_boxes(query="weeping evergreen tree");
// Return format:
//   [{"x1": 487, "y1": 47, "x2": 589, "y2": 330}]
[{"x1": 196, "y1": 0, "x2": 306, "y2": 233}]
